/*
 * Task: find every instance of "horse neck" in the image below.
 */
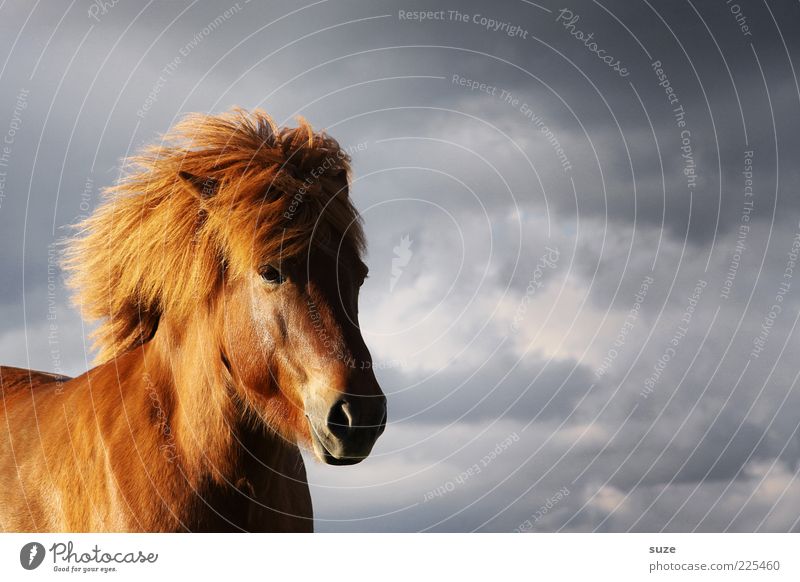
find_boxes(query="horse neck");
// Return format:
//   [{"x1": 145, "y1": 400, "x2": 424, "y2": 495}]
[{"x1": 145, "y1": 311, "x2": 246, "y2": 486}]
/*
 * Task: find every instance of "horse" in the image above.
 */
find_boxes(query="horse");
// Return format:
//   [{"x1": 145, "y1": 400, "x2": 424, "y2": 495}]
[{"x1": 0, "y1": 108, "x2": 386, "y2": 532}]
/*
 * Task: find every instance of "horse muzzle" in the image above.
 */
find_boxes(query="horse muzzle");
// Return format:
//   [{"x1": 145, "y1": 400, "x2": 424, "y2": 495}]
[{"x1": 306, "y1": 393, "x2": 387, "y2": 465}]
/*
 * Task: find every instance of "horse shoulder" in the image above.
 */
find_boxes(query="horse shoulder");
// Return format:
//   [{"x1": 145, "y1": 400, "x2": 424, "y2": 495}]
[{"x1": 0, "y1": 366, "x2": 74, "y2": 531}]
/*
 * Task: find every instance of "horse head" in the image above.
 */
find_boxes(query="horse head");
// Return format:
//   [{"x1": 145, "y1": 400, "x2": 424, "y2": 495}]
[
  {"x1": 216, "y1": 213, "x2": 387, "y2": 465},
  {"x1": 66, "y1": 108, "x2": 386, "y2": 466}
]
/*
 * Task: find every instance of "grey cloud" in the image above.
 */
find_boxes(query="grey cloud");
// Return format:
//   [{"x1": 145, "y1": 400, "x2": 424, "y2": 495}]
[{"x1": 1, "y1": 0, "x2": 800, "y2": 532}]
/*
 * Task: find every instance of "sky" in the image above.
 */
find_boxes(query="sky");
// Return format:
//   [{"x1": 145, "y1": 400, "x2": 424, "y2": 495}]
[{"x1": 1, "y1": 0, "x2": 799, "y2": 532}]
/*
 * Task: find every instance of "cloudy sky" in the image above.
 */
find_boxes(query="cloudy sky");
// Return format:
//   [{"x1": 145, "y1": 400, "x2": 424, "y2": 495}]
[{"x1": 1, "y1": 0, "x2": 800, "y2": 532}]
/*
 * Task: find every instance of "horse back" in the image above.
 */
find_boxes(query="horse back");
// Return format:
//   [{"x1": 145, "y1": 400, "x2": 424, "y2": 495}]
[{"x1": 0, "y1": 366, "x2": 72, "y2": 395}]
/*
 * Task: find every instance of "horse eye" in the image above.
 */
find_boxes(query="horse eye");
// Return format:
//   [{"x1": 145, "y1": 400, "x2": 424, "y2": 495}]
[{"x1": 260, "y1": 265, "x2": 285, "y2": 284}]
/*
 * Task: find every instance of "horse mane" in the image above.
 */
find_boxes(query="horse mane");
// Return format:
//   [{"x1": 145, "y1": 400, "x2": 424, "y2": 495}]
[{"x1": 64, "y1": 107, "x2": 364, "y2": 363}]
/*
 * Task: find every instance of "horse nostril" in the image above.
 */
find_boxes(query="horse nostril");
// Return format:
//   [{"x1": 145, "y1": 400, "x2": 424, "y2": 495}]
[{"x1": 327, "y1": 399, "x2": 354, "y2": 440}]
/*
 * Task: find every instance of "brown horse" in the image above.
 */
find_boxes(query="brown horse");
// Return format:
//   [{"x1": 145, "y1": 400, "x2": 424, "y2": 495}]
[{"x1": 0, "y1": 108, "x2": 386, "y2": 532}]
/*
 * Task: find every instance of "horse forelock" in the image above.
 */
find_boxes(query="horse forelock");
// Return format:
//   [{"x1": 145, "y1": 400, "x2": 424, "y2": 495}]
[{"x1": 63, "y1": 107, "x2": 365, "y2": 363}]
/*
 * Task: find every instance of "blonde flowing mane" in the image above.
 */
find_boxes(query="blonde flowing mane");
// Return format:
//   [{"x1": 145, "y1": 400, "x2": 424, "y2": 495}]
[{"x1": 64, "y1": 108, "x2": 364, "y2": 363}]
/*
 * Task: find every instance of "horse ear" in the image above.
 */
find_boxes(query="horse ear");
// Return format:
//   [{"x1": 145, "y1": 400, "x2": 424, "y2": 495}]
[{"x1": 179, "y1": 171, "x2": 218, "y2": 199}]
